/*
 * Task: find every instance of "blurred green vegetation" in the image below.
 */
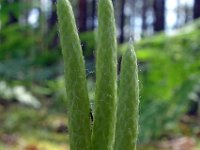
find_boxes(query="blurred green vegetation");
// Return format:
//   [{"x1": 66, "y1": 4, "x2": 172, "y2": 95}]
[
  {"x1": 0, "y1": 105, "x2": 69, "y2": 150},
  {"x1": 124, "y1": 21, "x2": 200, "y2": 142},
  {"x1": 1, "y1": 1, "x2": 200, "y2": 148}
]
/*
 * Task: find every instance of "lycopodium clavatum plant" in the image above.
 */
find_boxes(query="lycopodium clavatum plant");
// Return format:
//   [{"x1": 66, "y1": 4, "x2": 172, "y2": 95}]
[{"x1": 57, "y1": 0, "x2": 139, "y2": 150}]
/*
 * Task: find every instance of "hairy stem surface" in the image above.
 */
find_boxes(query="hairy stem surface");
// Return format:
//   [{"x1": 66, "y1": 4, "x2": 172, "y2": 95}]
[
  {"x1": 92, "y1": 0, "x2": 117, "y2": 149},
  {"x1": 57, "y1": 0, "x2": 91, "y2": 150},
  {"x1": 114, "y1": 46, "x2": 139, "y2": 150}
]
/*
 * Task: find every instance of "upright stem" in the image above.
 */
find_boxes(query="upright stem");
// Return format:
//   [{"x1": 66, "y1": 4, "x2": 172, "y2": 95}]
[
  {"x1": 114, "y1": 45, "x2": 139, "y2": 150},
  {"x1": 92, "y1": 0, "x2": 117, "y2": 149},
  {"x1": 57, "y1": 0, "x2": 91, "y2": 150}
]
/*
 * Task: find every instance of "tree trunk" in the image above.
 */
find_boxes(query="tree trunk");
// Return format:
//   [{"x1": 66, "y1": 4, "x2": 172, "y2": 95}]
[
  {"x1": 119, "y1": 0, "x2": 126, "y2": 43},
  {"x1": 184, "y1": 5, "x2": 189, "y2": 24},
  {"x1": 153, "y1": 0, "x2": 165, "y2": 32},
  {"x1": 175, "y1": 0, "x2": 180, "y2": 28},
  {"x1": 78, "y1": 0, "x2": 87, "y2": 32},
  {"x1": 48, "y1": 0, "x2": 58, "y2": 49},
  {"x1": 91, "y1": 0, "x2": 96, "y2": 29},
  {"x1": 48, "y1": 0, "x2": 57, "y2": 28},
  {"x1": 193, "y1": 0, "x2": 200, "y2": 19},
  {"x1": 142, "y1": 0, "x2": 147, "y2": 36}
]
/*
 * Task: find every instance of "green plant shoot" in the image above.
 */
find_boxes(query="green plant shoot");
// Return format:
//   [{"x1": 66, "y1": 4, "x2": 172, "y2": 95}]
[
  {"x1": 114, "y1": 44, "x2": 139, "y2": 150},
  {"x1": 57, "y1": 0, "x2": 91, "y2": 150},
  {"x1": 57, "y1": 0, "x2": 139, "y2": 150},
  {"x1": 91, "y1": 0, "x2": 117, "y2": 149}
]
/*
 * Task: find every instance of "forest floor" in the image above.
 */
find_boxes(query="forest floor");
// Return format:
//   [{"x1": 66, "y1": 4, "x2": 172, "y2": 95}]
[{"x1": 0, "y1": 103, "x2": 200, "y2": 150}]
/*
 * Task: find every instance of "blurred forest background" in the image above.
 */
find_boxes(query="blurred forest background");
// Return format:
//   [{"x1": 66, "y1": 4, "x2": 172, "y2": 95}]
[{"x1": 0, "y1": 0, "x2": 200, "y2": 149}]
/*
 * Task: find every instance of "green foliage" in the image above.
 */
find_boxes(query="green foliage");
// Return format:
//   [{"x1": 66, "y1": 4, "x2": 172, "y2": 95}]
[
  {"x1": 0, "y1": 58, "x2": 63, "y2": 83},
  {"x1": 2, "y1": 106, "x2": 44, "y2": 133},
  {"x1": 0, "y1": 24, "x2": 35, "y2": 59},
  {"x1": 80, "y1": 31, "x2": 96, "y2": 58},
  {"x1": 126, "y1": 21, "x2": 200, "y2": 142},
  {"x1": 1, "y1": 0, "x2": 200, "y2": 147},
  {"x1": 47, "y1": 77, "x2": 68, "y2": 110},
  {"x1": 0, "y1": 0, "x2": 61, "y2": 64},
  {"x1": 0, "y1": 104, "x2": 69, "y2": 149}
]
